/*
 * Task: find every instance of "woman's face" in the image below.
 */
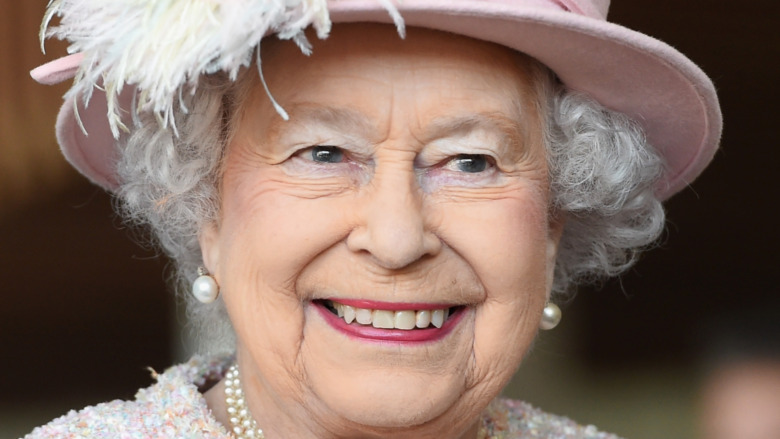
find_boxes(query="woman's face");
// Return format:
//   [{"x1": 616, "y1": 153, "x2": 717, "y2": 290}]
[{"x1": 201, "y1": 25, "x2": 562, "y2": 438}]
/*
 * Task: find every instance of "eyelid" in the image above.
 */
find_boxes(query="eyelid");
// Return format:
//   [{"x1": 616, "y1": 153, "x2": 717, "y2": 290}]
[
  {"x1": 417, "y1": 143, "x2": 499, "y2": 169},
  {"x1": 294, "y1": 144, "x2": 339, "y2": 154},
  {"x1": 278, "y1": 122, "x2": 374, "y2": 156}
]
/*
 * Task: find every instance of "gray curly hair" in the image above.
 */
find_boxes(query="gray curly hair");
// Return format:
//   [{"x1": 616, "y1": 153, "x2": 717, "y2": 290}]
[{"x1": 115, "y1": 53, "x2": 664, "y2": 353}]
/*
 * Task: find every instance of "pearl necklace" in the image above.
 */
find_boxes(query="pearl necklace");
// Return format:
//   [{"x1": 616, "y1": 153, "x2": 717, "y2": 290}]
[{"x1": 224, "y1": 364, "x2": 265, "y2": 438}]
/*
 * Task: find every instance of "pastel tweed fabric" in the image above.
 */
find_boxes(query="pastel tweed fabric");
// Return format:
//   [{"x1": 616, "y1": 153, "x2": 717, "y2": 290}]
[{"x1": 24, "y1": 356, "x2": 622, "y2": 439}]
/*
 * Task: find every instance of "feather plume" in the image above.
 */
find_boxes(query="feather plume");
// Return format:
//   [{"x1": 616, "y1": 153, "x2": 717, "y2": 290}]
[{"x1": 41, "y1": 0, "x2": 402, "y2": 138}]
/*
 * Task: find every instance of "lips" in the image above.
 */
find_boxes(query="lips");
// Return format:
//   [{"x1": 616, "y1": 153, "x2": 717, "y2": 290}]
[{"x1": 313, "y1": 299, "x2": 465, "y2": 342}]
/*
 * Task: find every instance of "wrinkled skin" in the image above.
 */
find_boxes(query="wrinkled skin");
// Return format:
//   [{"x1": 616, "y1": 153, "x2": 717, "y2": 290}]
[{"x1": 202, "y1": 24, "x2": 563, "y2": 439}]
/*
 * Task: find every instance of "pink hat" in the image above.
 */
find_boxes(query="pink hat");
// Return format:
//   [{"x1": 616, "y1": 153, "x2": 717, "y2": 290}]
[{"x1": 31, "y1": 0, "x2": 721, "y2": 199}]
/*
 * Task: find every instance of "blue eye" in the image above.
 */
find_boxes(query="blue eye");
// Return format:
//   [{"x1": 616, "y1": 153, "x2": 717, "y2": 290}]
[
  {"x1": 310, "y1": 146, "x2": 344, "y2": 163},
  {"x1": 452, "y1": 154, "x2": 488, "y2": 173}
]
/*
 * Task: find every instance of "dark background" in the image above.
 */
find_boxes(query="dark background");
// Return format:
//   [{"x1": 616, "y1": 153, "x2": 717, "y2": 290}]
[
  {"x1": 1, "y1": 0, "x2": 778, "y2": 437},
  {"x1": 581, "y1": 0, "x2": 779, "y2": 368}
]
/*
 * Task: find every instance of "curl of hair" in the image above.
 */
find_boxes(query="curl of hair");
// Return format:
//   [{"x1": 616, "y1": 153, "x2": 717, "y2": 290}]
[
  {"x1": 544, "y1": 84, "x2": 666, "y2": 297},
  {"x1": 115, "y1": 66, "x2": 665, "y2": 352}
]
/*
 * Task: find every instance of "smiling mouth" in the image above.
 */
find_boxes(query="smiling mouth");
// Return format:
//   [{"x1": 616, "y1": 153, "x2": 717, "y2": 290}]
[{"x1": 317, "y1": 299, "x2": 463, "y2": 330}]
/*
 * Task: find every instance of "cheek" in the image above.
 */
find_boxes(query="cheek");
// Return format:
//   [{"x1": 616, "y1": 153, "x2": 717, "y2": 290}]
[
  {"x1": 217, "y1": 167, "x2": 360, "y2": 389},
  {"x1": 436, "y1": 190, "x2": 550, "y2": 288},
  {"x1": 435, "y1": 189, "x2": 550, "y2": 385},
  {"x1": 220, "y1": 168, "x2": 356, "y2": 293}
]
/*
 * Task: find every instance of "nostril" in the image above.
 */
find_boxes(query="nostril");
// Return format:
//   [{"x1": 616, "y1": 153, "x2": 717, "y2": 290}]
[{"x1": 346, "y1": 221, "x2": 439, "y2": 270}]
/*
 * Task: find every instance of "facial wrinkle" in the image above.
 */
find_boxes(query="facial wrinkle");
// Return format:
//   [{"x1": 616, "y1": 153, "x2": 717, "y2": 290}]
[{"x1": 271, "y1": 175, "x2": 355, "y2": 199}]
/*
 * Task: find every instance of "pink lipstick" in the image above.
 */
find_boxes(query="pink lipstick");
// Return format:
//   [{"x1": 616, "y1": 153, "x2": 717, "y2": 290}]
[{"x1": 313, "y1": 299, "x2": 465, "y2": 343}]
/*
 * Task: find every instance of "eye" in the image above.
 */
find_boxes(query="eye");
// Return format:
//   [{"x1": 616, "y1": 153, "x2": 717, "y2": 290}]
[
  {"x1": 307, "y1": 145, "x2": 344, "y2": 163},
  {"x1": 447, "y1": 154, "x2": 490, "y2": 173}
]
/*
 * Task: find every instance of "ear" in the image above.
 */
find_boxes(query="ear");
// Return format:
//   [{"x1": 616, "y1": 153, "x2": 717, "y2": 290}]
[
  {"x1": 198, "y1": 221, "x2": 221, "y2": 275},
  {"x1": 545, "y1": 211, "x2": 566, "y2": 297}
]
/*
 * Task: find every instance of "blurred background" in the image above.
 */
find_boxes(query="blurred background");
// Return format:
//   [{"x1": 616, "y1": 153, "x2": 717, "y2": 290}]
[{"x1": 1, "y1": 1, "x2": 778, "y2": 438}]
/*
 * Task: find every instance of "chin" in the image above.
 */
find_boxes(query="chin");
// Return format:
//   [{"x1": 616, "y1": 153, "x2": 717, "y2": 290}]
[{"x1": 315, "y1": 369, "x2": 467, "y2": 429}]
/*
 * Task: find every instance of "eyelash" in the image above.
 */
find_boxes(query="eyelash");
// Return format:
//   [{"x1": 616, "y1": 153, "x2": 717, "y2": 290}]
[{"x1": 298, "y1": 146, "x2": 494, "y2": 173}]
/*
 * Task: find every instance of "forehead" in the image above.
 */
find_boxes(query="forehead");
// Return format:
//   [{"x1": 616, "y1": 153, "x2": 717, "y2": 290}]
[{"x1": 236, "y1": 24, "x2": 545, "y2": 143}]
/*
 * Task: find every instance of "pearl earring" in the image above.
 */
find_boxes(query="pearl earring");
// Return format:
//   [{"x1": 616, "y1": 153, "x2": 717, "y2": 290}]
[
  {"x1": 192, "y1": 267, "x2": 219, "y2": 304},
  {"x1": 540, "y1": 302, "x2": 562, "y2": 330}
]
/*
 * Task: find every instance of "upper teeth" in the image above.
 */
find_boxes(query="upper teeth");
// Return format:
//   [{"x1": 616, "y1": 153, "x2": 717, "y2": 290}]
[{"x1": 331, "y1": 302, "x2": 450, "y2": 330}]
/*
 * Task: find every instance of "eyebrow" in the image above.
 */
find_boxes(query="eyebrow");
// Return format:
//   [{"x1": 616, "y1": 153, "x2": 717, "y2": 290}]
[
  {"x1": 422, "y1": 112, "x2": 527, "y2": 157},
  {"x1": 279, "y1": 105, "x2": 377, "y2": 140}
]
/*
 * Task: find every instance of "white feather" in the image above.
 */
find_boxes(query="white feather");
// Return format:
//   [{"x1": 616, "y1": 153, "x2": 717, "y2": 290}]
[{"x1": 41, "y1": 0, "x2": 389, "y2": 137}]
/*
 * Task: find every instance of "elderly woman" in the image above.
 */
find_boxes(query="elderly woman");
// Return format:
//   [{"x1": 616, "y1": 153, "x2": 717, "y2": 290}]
[{"x1": 27, "y1": 0, "x2": 720, "y2": 438}]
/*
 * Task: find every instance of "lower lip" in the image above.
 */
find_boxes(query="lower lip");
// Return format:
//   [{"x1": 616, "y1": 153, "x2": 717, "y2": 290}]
[{"x1": 313, "y1": 302, "x2": 466, "y2": 343}]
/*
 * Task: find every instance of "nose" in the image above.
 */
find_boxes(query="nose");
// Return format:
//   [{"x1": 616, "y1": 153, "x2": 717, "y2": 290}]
[{"x1": 346, "y1": 162, "x2": 441, "y2": 270}]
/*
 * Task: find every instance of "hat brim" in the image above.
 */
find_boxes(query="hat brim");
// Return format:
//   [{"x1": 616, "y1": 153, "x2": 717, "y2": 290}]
[{"x1": 34, "y1": 0, "x2": 721, "y2": 199}]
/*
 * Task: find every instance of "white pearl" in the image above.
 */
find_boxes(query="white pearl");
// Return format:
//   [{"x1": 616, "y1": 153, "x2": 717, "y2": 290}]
[
  {"x1": 540, "y1": 303, "x2": 562, "y2": 330},
  {"x1": 192, "y1": 275, "x2": 219, "y2": 303}
]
